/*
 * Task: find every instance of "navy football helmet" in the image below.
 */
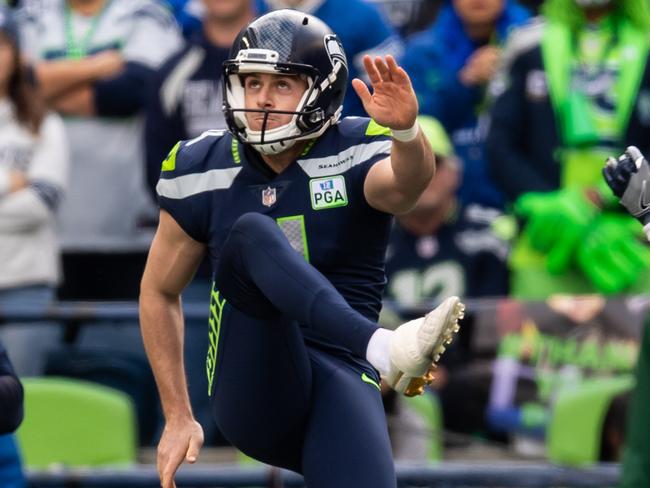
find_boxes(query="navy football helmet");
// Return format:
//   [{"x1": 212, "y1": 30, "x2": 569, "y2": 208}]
[{"x1": 223, "y1": 9, "x2": 348, "y2": 155}]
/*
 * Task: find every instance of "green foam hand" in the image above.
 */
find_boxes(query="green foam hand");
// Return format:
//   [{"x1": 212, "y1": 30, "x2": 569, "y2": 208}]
[
  {"x1": 577, "y1": 214, "x2": 650, "y2": 294},
  {"x1": 515, "y1": 188, "x2": 599, "y2": 274}
]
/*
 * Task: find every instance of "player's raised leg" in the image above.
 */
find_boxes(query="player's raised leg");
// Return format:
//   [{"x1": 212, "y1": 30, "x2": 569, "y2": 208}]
[
  {"x1": 217, "y1": 212, "x2": 380, "y2": 356},
  {"x1": 218, "y1": 212, "x2": 464, "y2": 396}
]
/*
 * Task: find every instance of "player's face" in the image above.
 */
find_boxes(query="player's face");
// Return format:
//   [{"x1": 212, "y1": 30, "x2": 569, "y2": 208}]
[
  {"x1": 453, "y1": 0, "x2": 504, "y2": 27},
  {"x1": 0, "y1": 35, "x2": 15, "y2": 90},
  {"x1": 243, "y1": 73, "x2": 309, "y2": 131}
]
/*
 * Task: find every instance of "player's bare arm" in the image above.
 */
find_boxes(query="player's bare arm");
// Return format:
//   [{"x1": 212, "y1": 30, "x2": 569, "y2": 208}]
[
  {"x1": 354, "y1": 54, "x2": 435, "y2": 215},
  {"x1": 140, "y1": 210, "x2": 206, "y2": 488}
]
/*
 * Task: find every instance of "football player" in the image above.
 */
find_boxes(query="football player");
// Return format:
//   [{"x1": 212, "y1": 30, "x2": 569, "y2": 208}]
[
  {"x1": 140, "y1": 10, "x2": 464, "y2": 488},
  {"x1": 603, "y1": 147, "x2": 650, "y2": 487}
]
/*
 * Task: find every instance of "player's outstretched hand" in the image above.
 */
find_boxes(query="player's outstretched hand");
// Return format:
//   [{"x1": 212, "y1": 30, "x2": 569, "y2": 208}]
[
  {"x1": 157, "y1": 418, "x2": 204, "y2": 488},
  {"x1": 603, "y1": 146, "x2": 650, "y2": 239},
  {"x1": 352, "y1": 55, "x2": 418, "y2": 131}
]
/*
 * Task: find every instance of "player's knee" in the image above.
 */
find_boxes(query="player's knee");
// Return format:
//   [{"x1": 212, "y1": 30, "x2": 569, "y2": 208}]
[
  {"x1": 231, "y1": 212, "x2": 276, "y2": 236},
  {"x1": 230, "y1": 212, "x2": 285, "y2": 246}
]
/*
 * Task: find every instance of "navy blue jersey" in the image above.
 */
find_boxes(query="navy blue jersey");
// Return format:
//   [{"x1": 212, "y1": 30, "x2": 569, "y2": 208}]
[
  {"x1": 157, "y1": 117, "x2": 393, "y2": 323},
  {"x1": 385, "y1": 203, "x2": 509, "y2": 306}
]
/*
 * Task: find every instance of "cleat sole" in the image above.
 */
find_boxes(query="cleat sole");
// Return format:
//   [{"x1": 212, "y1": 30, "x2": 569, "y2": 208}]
[{"x1": 402, "y1": 300, "x2": 465, "y2": 397}]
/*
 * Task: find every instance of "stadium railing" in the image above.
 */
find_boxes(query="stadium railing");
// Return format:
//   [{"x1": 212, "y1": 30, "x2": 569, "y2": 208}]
[{"x1": 26, "y1": 462, "x2": 621, "y2": 487}]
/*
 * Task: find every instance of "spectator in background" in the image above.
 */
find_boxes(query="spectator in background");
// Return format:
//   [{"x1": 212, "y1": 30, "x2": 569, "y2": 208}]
[
  {"x1": 145, "y1": 0, "x2": 254, "y2": 199},
  {"x1": 384, "y1": 115, "x2": 509, "y2": 308},
  {"x1": 486, "y1": 0, "x2": 650, "y2": 299},
  {"x1": 255, "y1": 0, "x2": 402, "y2": 117},
  {"x1": 164, "y1": 0, "x2": 203, "y2": 38},
  {"x1": 0, "y1": 5, "x2": 68, "y2": 377},
  {"x1": 371, "y1": 0, "x2": 443, "y2": 37},
  {"x1": 400, "y1": 0, "x2": 530, "y2": 209},
  {"x1": 17, "y1": 0, "x2": 182, "y2": 301},
  {"x1": 0, "y1": 338, "x2": 25, "y2": 488},
  {"x1": 144, "y1": 0, "x2": 254, "y2": 444}
]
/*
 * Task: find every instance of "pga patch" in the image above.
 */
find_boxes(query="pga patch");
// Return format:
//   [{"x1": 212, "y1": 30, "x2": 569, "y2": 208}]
[{"x1": 310, "y1": 175, "x2": 348, "y2": 210}]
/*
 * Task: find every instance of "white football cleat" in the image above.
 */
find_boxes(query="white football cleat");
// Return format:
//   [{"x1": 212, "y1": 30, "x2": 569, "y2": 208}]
[{"x1": 385, "y1": 296, "x2": 464, "y2": 397}]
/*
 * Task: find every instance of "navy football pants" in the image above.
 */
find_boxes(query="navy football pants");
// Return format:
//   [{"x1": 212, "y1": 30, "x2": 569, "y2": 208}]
[{"x1": 208, "y1": 213, "x2": 396, "y2": 487}]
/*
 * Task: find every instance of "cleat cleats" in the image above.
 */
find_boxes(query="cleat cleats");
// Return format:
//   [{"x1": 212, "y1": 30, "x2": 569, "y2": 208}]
[{"x1": 384, "y1": 296, "x2": 465, "y2": 397}]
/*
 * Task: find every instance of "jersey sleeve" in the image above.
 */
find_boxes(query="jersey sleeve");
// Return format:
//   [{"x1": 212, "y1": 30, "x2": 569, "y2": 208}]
[{"x1": 156, "y1": 132, "x2": 225, "y2": 243}]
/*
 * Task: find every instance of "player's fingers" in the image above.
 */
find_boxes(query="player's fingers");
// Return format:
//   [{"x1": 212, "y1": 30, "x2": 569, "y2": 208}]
[
  {"x1": 160, "y1": 458, "x2": 182, "y2": 488},
  {"x1": 387, "y1": 58, "x2": 411, "y2": 86},
  {"x1": 374, "y1": 56, "x2": 392, "y2": 82},
  {"x1": 602, "y1": 163, "x2": 629, "y2": 198},
  {"x1": 396, "y1": 66, "x2": 412, "y2": 87},
  {"x1": 186, "y1": 434, "x2": 203, "y2": 463},
  {"x1": 626, "y1": 146, "x2": 643, "y2": 166},
  {"x1": 605, "y1": 156, "x2": 618, "y2": 169},
  {"x1": 620, "y1": 156, "x2": 638, "y2": 176},
  {"x1": 385, "y1": 55, "x2": 402, "y2": 79},
  {"x1": 158, "y1": 444, "x2": 185, "y2": 488},
  {"x1": 352, "y1": 78, "x2": 372, "y2": 106},
  {"x1": 160, "y1": 466, "x2": 176, "y2": 488},
  {"x1": 362, "y1": 55, "x2": 381, "y2": 85},
  {"x1": 614, "y1": 165, "x2": 634, "y2": 186}
]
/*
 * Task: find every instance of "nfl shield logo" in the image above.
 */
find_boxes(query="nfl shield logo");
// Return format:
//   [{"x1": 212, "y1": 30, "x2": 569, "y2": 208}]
[{"x1": 262, "y1": 186, "x2": 276, "y2": 207}]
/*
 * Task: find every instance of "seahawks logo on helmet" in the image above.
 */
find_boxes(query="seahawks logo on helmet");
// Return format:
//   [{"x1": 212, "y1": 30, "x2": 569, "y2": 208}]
[{"x1": 325, "y1": 35, "x2": 347, "y2": 70}]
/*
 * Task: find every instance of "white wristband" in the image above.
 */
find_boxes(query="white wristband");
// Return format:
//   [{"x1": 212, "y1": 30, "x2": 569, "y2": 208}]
[{"x1": 391, "y1": 120, "x2": 419, "y2": 143}]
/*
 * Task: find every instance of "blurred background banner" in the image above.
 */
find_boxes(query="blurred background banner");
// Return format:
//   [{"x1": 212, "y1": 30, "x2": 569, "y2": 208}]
[{"x1": 471, "y1": 296, "x2": 645, "y2": 438}]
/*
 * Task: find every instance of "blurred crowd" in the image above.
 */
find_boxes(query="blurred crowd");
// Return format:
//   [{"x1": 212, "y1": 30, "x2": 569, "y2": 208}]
[{"x1": 0, "y1": 0, "x2": 649, "y2": 483}]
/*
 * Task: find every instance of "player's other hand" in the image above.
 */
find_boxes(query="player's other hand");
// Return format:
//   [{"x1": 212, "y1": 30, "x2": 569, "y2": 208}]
[
  {"x1": 603, "y1": 146, "x2": 650, "y2": 236},
  {"x1": 352, "y1": 55, "x2": 418, "y2": 131},
  {"x1": 157, "y1": 417, "x2": 204, "y2": 488}
]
